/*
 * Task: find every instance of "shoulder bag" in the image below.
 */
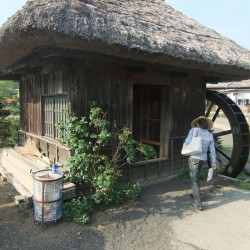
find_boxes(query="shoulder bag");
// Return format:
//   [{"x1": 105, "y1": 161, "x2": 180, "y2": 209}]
[{"x1": 181, "y1": 128, "x2": 202, "y2": 156}]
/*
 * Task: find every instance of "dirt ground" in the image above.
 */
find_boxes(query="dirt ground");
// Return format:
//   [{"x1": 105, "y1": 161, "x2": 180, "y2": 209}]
[
  {"x1": 2, "y1": 171, "x2": 250, "y2": 250},
  {"x1": 0, "y1": 173, "x2": 203, "y2": 250},
  {"x1": 1, "y1": 117, "x2": 250, "y2": 250}
]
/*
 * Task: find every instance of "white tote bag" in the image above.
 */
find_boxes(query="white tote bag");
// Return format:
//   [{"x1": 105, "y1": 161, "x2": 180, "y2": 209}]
[{"x1": 181, "y1": 128, "x2": 202, "y2": 156}]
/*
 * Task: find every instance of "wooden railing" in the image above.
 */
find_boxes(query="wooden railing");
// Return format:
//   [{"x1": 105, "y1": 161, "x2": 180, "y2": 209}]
[{"x1": 127, "y1": 136, "x2": 187, "y2": 183}]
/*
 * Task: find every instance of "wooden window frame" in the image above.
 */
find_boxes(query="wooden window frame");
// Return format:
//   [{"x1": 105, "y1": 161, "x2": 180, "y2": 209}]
[{"x1": 42, "y1": 95, "x2": 67, "y2": 140}]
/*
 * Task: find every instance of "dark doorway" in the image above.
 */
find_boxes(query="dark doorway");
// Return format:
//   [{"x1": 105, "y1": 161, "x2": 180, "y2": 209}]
[{"x1": 133, "y1": 84, "x2": 162, "y2": 156}]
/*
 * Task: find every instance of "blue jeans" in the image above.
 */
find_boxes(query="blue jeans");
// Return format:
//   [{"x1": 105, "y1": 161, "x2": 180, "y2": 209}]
[{"x1": 188, "y1": 157, "x2": 204, "y2": 208}]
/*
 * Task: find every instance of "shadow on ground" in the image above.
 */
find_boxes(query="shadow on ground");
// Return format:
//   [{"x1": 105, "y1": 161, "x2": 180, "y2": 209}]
[{"x1": 1, "y1": 175, "x2": 250, "y2": 250}]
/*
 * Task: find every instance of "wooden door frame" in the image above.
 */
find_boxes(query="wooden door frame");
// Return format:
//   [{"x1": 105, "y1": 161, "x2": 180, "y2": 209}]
[{"x1": 132, "y1": 83, "x2": 170, "y2": 158}]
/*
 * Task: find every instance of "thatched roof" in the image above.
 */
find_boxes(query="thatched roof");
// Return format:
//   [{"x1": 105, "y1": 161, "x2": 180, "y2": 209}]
[{"x1": 1, "y1": 0, "x2": 250, "y2": 80}]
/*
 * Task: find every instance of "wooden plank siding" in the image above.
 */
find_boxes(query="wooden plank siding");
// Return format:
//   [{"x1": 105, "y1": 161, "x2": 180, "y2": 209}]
[
  {"x1": 18, "y1": 60, "x2": 207, "y2": 182},
  {"x1": 169, "y1": 78, "x2": 206, "y2": 138},
  {"x1": 80, "y1": 69, "x2": 131, "y2": 128}
]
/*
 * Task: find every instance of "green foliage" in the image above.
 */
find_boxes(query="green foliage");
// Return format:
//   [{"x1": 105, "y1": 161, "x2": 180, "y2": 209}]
[
  {"x1": 91, "y1": 182, "x2": 141, "y2": 206},
  {"x1": 235, "y1": 179, "x2": 250, "y2": 190},
  {"x1": 63, "y1": 183, "x2": 140, "y2": 224},
  {"x1": 0, "y1": 80, "x2": 18, "y2": 100},
  {"x1": 0, "y1": 81, "x2": 20, "y2": 147},
  {"x1": 1, "y1": 118, "x2": 19, "y2": 147},
  {"x1": 0, "y1": 104, "x2": 19, "y2": 147},
  {"x1": 58, "y1": 105, "x2": 156, "y2": 222},
  {"x1": 178, "y1": 166, "x2": 209, "y2": 181},
  {"x1": 63, "y1": 197, "x2": 93, "y2": 223},
  {"x1": 236, "y1": 170, "x2": 249, "y2": 181},
  {"x1": 178, "y1": 167, "x2": 190, "y2": 179},
  {"x1": 58, "y1": 105, "x2": 156, "y2": 201},
  {"x1": 216, "y1": 137, "x2": 223, "y2": 149},
  {"x1": 235, "y1": 171, "x2": 250, "y2": 190},
  {"x1": 5, "y1": 105, "x2": 20, "y2": 115}
]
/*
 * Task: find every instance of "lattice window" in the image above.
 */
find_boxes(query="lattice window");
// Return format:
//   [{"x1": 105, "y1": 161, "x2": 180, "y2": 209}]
[{"x1": 43, "y1": 96, "x2": 67, "y2": 139}]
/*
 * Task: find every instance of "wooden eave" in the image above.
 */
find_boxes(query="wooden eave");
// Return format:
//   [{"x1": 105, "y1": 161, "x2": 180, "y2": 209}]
[{"x1": 0, "y1": 46, "x2": 249, "y2": 84}]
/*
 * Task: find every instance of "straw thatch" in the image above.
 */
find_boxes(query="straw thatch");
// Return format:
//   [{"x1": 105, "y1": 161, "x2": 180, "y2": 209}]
[{"x1": 0, "y1": 0, "x2": 250, "y2": 79}]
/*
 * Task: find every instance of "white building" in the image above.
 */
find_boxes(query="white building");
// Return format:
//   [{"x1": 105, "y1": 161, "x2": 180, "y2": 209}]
[{"x1": 207, "y1": 80, "x2": 250, "y2": 107}]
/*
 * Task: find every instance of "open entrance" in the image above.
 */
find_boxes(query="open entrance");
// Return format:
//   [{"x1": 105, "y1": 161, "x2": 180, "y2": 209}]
[{"x1": 133, "y1": 84, "x2": 168, "y2": 157}]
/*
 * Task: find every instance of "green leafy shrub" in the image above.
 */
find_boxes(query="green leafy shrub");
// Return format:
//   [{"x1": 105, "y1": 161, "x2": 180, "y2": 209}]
[
  {"x1": 0, "y1": 103, "x2": 19, "y2": 147},
  {"x1": 58, "y1": 105, "x2": 156, "y2": 222},
  {"x1": 0, "y1": 80, "x2": 18, "y2": 100},
  {"x1": 91, "y1": 182, "x2": 141, "y2": 206},
  {"x1": 178, "y1": 166, "x2": 209, "y2": 181},
  {"x1": 235, "y1": 179, "x2": 250, "y2": 190},
  {"x1": 5, "y1": 105, "x2": 20, "y2": 115},
  {"x1": 63, "y1": 197, "x2": 93, "y2": 223}
]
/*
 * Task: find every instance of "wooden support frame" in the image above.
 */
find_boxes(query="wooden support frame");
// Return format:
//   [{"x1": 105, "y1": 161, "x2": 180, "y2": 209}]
[{"x1": 17, "y1": 131, "x2": 71, "y2": 166}]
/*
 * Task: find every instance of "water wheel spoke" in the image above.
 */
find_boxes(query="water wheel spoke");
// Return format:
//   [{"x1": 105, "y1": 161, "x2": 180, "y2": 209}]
[
  {"x1": 211, "y1": 107, "x2": 221, "y2": 122},
  {"x1": 216, "y1": 147, "x2": 231, "y2": 160},
  {"x1": 213, "y1": 130, "x2": 232, "y2": 138},
  {"x1": 205, "y1": 101, "x2": 214, "y2": 117}
]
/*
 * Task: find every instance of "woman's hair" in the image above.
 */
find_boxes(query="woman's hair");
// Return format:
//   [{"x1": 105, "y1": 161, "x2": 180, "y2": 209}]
[{"x1": 197, "y1": 119, "x2": 208, "y2": 129}]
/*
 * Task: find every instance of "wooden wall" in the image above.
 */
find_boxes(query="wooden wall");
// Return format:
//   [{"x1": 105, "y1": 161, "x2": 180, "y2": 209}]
[
  {"x1": 19, "y1": 58, "x2": 207, "y2": 169},
  {"x1": 73, "y1": 69, "x2": 131, "y2": 128},
  {"x1": 169, "y1": 78, "x2": 206, "y2": 138},
  {"x1": 20, "y1": 66, "x2": 132, "y2": 136},
  {"x1": 20, "y1": 77, "x2": 42, "y2": 135},
  {"x1": 20, "y1": 71, "x2": 69, "y2": 135}
]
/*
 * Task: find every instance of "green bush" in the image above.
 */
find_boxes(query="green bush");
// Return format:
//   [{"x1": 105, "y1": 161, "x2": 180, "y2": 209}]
[
  {"x1": 235, "y1": 179, "x2": 250, "y2": 190},
  {"x1": 0, "y1": 104, "x2": 19, "y2": 147},
  {"x1": 5, "y1": 105, "x2": 20, "y2": 115},
  {"x1": 58, "y1": 105, "x2": 156, "y2": 223},
  {"x1": 0, "y1": 81, "x2": 18, "y2": 101},
  {"x1": 91, "y1": 182, "x2": 141, "y2": 206},
  {"x1": 178, "y1": 166, "x2": 209, "y2": 181},
  {"x1": 63, "y1": 197, "x2": 93, "y2": 223}
]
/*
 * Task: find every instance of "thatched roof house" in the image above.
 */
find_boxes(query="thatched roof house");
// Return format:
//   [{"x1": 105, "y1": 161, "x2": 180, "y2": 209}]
[
  {"x1": 1, "y1": 0, "x2": 250, "y2": 180},
  {"x1": 0, "y1": 0, "x2": 250, "y2": 80}
]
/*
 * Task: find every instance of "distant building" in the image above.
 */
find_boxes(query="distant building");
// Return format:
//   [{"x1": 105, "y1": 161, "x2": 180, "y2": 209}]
[{"x1": 207, "y1": 80, "x2": 250, "y2": 116}]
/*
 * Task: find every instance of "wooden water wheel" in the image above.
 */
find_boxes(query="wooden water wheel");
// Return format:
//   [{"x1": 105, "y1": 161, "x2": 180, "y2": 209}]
[{"x1": 206, "y1": 90, "x2": 250, "y2": 177}]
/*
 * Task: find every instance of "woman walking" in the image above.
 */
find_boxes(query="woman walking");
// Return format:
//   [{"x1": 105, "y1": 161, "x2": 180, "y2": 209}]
[{"x1": 184, "y1": 116, "x2": 217, "y2": 211}]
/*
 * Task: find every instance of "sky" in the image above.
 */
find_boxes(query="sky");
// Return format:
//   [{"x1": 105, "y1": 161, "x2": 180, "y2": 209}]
[
  {"x1": 166, "y1": 0, "x2": 250, "y2": 50},
  {"x1": 0, "y1": 0, "x2": 250, "y2": 50}
]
